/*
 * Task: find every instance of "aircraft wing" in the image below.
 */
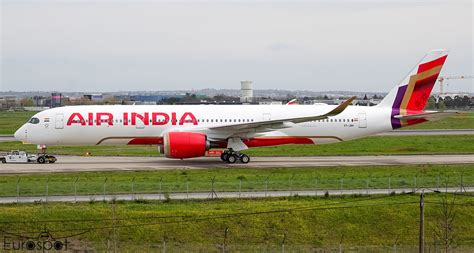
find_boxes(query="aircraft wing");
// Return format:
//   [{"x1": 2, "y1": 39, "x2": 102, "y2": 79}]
[
  {"x1": 393, "y1": 111, "x2": 460, "y2": 122},
  {"x1": 207, "y1": 96, "x2": 356, "y2": 133}
]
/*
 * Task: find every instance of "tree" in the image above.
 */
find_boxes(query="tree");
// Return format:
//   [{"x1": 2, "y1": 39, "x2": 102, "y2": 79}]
[
  {"x1": 19, "y1": 98, "x2": 34, "y2": 107},
  {"x1": 437, "y1": 99, "x2": 446, "y2": 111},
  {"x1": 103, "y1": 97, "x2": 118, "y2": 105},
  {"x1": 425, "y1": 96, "x2": 436, "y2": 110},
  {"x1": 433, "y1": 189, "x2": 457, "y2": 253},
  {"x1": 443, "y1": 96, "x2": 453, "y2": 108},
  {"x1": 461, "y1": 96, "x2": 470, "y2": 108}
]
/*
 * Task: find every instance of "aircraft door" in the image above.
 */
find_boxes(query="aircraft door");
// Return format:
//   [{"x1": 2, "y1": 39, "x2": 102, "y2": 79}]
[
  {"x1": 55, "y1": 113, "x2": 64, "y2": 129},
  {"x1": 358, "y1": 113, "x2": 367, "y2": 128}
]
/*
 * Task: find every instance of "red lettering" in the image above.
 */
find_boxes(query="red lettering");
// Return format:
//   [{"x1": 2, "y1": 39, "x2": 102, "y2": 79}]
[
  {"x1": 88, "y1": 113, "x2": 93, "y2": 126},
  {"x1": 152, "y1": 112, "x2": 169, "y2": 125},
  {"x1": 66, "y1": 112, "x2": 198, "y2": 127},
  {"x1": 179, "y1": 112, "x2": 198, "y2": 125},
  {"x1": 123, "y1": 112, "x2": 128, "y2": 126},
  {"x1": 96, "y1": 112, "x2": 113, "y2": 126},
  {"x1": 131, "y1": 112, "x2": 149, "y2": 126},
  {"x1": 67, "y1": 113, "x2": 85, "y2": 126},
  {"x1": 171, "y1": 112, "x2": 177, "y2": 125}
]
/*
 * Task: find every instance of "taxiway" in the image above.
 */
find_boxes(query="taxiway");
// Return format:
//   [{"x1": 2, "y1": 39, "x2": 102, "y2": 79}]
[{"x1": 1, "y1": 154, "x2": 473, "y2": 174}]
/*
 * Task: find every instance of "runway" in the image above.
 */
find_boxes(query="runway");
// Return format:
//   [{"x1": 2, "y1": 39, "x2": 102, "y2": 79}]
[
  {"x1": 1, "y1": 154, "x2": 473, "y2": 174},
  {"x1": 1, "y1": 187, "x2": 472, "y2": 204},
  {"x1": 0, "y1": 136, "x2": 16, "y2": 142}
]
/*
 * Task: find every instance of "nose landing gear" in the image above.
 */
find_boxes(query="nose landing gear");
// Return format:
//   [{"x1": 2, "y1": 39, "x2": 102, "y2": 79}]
[{"x1": 220, "y1": 149, "x2": 250, "y2": 164}]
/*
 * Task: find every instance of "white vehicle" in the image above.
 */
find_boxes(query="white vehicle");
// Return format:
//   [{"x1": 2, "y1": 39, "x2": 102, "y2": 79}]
[
  {"x1": 0, "y1": 150, "x2": 56, "y2": 164},
  {"x1": 14, "y1": 50, "x2": 457, "y2": 163}
]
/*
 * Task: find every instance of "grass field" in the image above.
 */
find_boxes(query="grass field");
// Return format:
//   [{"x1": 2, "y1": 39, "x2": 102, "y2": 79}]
[
  {"x1": 0, "y1": 111, "x2": 472, "y2": 135},
  {"x1": 0, "y1": 194, "x2": 472, "y2": 251},
  {"x1": 404, "y1": 111, "x2": 474, "y2": 130},
  {"x1": 3, "y1": 134, "x2": 473, "y2": 156},
  {"x1": 0, "y1": 111, "x2": 35, "y2": 135},
  {"x1": 1, "y1": 164, "x2": 472, "y2": 197}
]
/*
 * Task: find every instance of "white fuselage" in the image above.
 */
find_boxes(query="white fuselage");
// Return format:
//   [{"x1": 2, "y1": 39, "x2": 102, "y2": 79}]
[{"x1": 14, "y1": 104, "x2": 392, "y2": 147}]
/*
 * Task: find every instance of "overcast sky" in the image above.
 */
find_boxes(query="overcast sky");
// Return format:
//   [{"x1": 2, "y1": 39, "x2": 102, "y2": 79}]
[{"x1": 1, "y1": 0, "x2": 472, "y2": 93}]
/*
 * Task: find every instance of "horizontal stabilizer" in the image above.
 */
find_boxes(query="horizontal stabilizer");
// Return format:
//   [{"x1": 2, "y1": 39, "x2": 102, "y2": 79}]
[{"x1": 393, "y1": 111, "x2": 460, "y2": 122}]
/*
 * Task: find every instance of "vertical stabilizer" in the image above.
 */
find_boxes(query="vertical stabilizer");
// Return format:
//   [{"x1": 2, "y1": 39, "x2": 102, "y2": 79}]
[{"x1": 378, "y1": 49, "x2": 448, "y2": 129}]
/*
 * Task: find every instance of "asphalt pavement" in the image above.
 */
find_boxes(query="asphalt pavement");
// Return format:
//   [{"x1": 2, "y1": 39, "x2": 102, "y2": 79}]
[{"x1": 1, "y1": 186, "x2": 471, "y2": 204}]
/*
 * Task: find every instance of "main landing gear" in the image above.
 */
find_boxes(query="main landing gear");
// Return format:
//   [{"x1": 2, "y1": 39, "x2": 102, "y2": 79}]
[{"x1": 220, "y1": 149, "x2": 250, "y2": 164}]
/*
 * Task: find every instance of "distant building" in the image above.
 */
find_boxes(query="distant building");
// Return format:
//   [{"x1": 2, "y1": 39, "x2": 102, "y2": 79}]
[
  {"x1": 240, "y1": 80, "x2": 253, "y2": 103},
  {"x1": 51, "y1": 93, "x2": 63, "y2": 108},
  {"x1": 259, "y1": 100, "x2": 282, "y2": 105},
  {"x1": 129, "y1": 95, "x2": 166, "y2": 102},
  {"x1": 0, "y1": 96, "x2": 17, "y2": 109},
  {"x1": 84, "y1": 94, "x2": 103, "y2": 102}
]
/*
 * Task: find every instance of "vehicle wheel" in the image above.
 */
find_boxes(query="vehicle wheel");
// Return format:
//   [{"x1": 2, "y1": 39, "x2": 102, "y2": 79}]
[
  {"x1": 1, "y1": 159, "x2": 5, "y2": 164},
  {"x1": 37, "y1": 156, "x2": 46, "y2": 164},
  {"x1": 227, "y1": 154, "x2": 238, "y2": 164},
  {"x1": 220, "y1": 152, "x2": 229, "y2": 162},
  {"x1": 240, "y1": 154, "x2": 250, "y2": 164}
]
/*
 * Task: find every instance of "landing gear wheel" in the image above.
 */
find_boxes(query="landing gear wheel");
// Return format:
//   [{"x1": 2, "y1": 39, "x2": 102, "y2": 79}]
[
  {"x1": 240, "y1": 154, "x2": 250, "y2": 164},
  {"x1": 227, "y1": 154, "x2": 238, "y2": 164},
  {"x1": 37, "y1": 156, "x2": 46, "y2": 164},
  {"x1": 220, "y1": 152, "x2": 229, "y2": 162}
]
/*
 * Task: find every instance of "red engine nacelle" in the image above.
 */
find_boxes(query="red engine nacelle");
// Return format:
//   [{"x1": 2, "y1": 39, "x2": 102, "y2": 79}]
[{"x1": 163, "y1": 132, "x2": 209, "y2": 159}]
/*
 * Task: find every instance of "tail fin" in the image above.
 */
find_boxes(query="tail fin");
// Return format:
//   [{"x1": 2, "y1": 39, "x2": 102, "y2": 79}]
[
  {"x1": 379, "y1": 49, "x2": 448, "y2": 109},
  {"x1": 378, "y1": 49, "x2": 448, "y2": 129}
]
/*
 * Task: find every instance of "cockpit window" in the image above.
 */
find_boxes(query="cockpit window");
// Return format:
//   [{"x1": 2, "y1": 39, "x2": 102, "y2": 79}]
[{"x1": 28, "y1": 117, "x2": 40, "y2": 124}]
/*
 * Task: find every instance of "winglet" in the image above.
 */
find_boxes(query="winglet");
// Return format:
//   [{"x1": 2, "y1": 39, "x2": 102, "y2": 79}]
[
  {"x1": 286, "y1": 99, "x2": 298, "y2": 105},
  {"x1": 325, "y1": 96, "x2": 356, "y2": 116}
]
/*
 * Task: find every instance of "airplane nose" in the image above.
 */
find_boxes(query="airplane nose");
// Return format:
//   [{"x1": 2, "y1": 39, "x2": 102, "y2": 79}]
[{"x1": 14, "y1": 127, "x2": 26, "y2": 142}]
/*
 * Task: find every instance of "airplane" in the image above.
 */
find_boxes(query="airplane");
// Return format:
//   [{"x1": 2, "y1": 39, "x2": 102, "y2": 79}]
[{"x1": 14, "y1": 49, "x2": 457, "y2": 163}]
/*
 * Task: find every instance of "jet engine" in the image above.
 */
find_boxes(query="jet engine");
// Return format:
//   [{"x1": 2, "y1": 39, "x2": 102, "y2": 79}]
[{"x1": 163, "y1": 132, "x2": 209, "y2": 159}]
